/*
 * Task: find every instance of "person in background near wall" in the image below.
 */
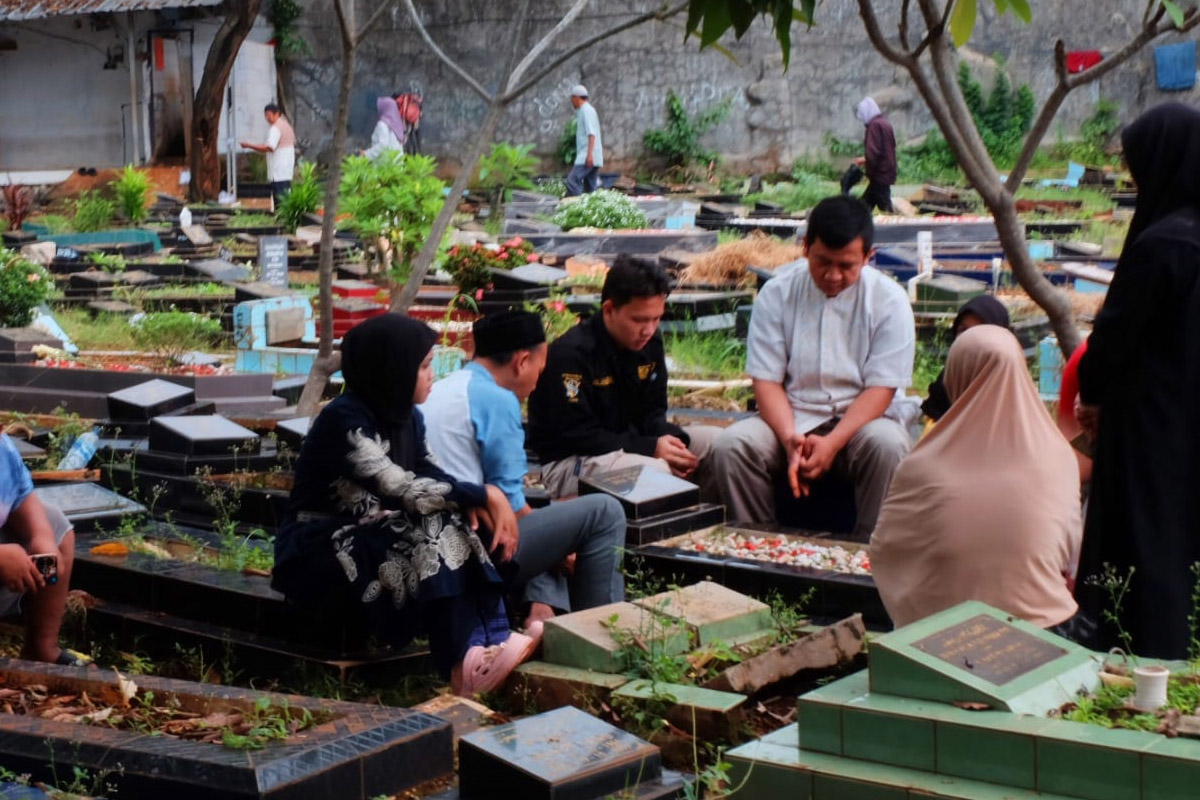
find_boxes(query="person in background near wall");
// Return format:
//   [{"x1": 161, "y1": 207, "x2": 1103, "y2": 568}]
[
  {"x1": 1073, "y1": 103, "x2": 1200, "y2": 660},
  {"x1": 364, "y1": 96, "x2": 406, "y2": 162},
  {"x1": 871, "y1": 326, "x2": 1081, "y2": 631},
  {"x1": 852, "y1": 97, "x2": 896, "y2": 213},
  {"x1": 566, "y1": 84, "x2": 603, "y2": 197},
  {"x1": 921, "y1": 295, "x2": 1012, "y2": 422},
  {"x1": 0, "y1": 433, "x2": 89, "y2": 667},
  {"x1": 240, "y1": 103, "x2": 296, "y2": 206}
]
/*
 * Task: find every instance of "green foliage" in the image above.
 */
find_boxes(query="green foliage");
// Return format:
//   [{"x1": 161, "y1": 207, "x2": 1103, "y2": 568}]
[
  {"x1": 643, "y1": 89, "x2": 732, "y2": 168},
  {"x1": 444, "y1": 236, "x2": 534, "y2": 295},
  {"x1": 791, "y1": 153, "x2": 841, "y2": 182},
  {"x1": 558, "y1": 118, "x2": 578, "y2": 166},
  {"x1": 953, "y1": 61, "x2": 1035, "y2": 168},
  {"x1": 552, "y1": 189, "x2": 648, "y2": 231},
  {"x1": 767, "y1": 588, "x2": 815, "y2": 641},
  {"x1": 823, "y1": 132, "x2": 862, "y2": 158},
  {"x1": 339, "y1": 152, "x2": 447, "y2": 279},
  {"x1": 1053, "y1": 100, "x2": 1122, "y2": 165},
  {"x1": 0, "y1": 247, "x2": 52, "y2": 327},
  {"x1": 268, "y1": 0, "x2": 310, "y2": 60},
  {"x1": 131, "y1": 311, "x2": 223, "y2": 362},
  {"x1": 1087, "y1": 563, "x2": 1138, "y2": 661},
  {"x1": 72, "y1": 190, "x2": 116, "y2": 232},
  {"x1": 535, "y1": 175, "x2": 568, "y2": 198},
  {"x1": 525, "y1": 291, "x2": 581, "y2": 343},
  {"x1": 114, "y1": 165, "x2": 152, "y2": 223},
  {"x1": 34, "y1": 213, "x2": 73, "y2": 234},
  {"x1": 896, "y1": 129, "x2": 962, "y2": 183},
  {"x1": 684, "y1": 0, "x2": 816, "y2": 69},
  {"x1": 89, "y1": 252, "x2": 127, "y2": 273},
  {"x1": 478, "y1": 142, "x2": 538, "y2": 219},
  {"x1": 665, "y1": 332, "x2": 746, "y2": 380},
  {"x1": 745, "y1": 172, "x2": 837, "y2": 213},
  {"x1": 1064, "y1": 671, "x2": 1200, "y2": 732},
  {"x1": 276, "y1": 160, "x2": 321, "y2": 232}
]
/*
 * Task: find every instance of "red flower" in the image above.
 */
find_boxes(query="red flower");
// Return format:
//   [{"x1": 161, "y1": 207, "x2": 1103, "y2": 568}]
[
  {"x1": 448, "y1": 246, "x2": 460, "y2": 256},
  {"x1": 496, "y1": 251, "x2": 508, "y2": 260},
  {"x1": 527, "y1": 252, "x2": 540, "y2": 262},
  {"x1": 504, "y1": 236, "x2": 524, "y2": 249},
  {"x1": 475, "y1": 289, "x2": 484, "y2": 300},
  {"x1": 551, "y1": 301, "x2": 566, "y2": 313}
]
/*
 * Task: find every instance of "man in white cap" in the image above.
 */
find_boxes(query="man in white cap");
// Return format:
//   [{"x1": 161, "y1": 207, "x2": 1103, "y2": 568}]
[{"x1": 566, "y1": 84, "x2": 603, "y2": 196}]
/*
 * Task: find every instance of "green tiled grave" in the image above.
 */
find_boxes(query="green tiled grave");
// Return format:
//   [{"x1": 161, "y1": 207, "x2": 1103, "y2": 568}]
[
  {"x1": 1142, "y1": 738, "x2": 1200, "y2": 800},
  {"x1": 612, "y1": 679, "x2": 745, "y2": 738},
  {"x1": 541, "y1": 601, "x2": 690, "y2": 673},
  {"x1": 508, "y1": 661, "x2": 630, "y2": 710},
  {"x1": 632, "y1": 580, "x2": 773, "y2": 645}
]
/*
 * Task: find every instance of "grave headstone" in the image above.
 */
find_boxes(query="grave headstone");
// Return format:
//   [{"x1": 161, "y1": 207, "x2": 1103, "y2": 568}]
[
  {"x1": 579, "y1": 467, "x2": 700, "y2": 520},
  {"x1": 258, "y1": 235, "x2": 289, "y2": 287},
  {"x1": 107, "y1": 379, "x2": 196, "y2": 421},
  {"x1": 148, "y1": 415, "x2": 261, "y2": 457},
  {"x1": 868, "y1": 600, "x2": 1101, "y2": 715},
  {"x1": 275, "y1": 416, "x2": 310, "y2": 450},
  {"x1": 34, "y1": 482, "x2": 146, "y2": 531},
  {"x1": 0, "y1": 328, "x2": 61, "y2": 363},
  {"x1": 181, "y1": 225, "x2": 213, "y2": 246},
  {"x1": 18, "y1": 241, "x2": 55, "y2": 266},
  {"x1": 11, "y1": 437, "x2": 45, "y2": 462},
  {"x1": 188, "y1": 258, "x2": 252, "y2": 283},
  {"x1": 458, "y1": 706, "x2": 661, "y2": 800},
  {"x1": 265, "y1": 306, "x2": 306, "y2": 344},
  {"x1": 633, "y1": 581, "x2": 773, "y2": 645},
  {"x1": 542, "y1": 601, "x2": 691, "y2": 673}
]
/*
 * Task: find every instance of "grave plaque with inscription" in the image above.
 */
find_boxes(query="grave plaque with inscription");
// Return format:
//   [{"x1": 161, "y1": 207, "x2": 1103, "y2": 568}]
[
  {"x1": 258, "y1": 235, "x2": 289, "y2": 287},
  {"x1": 458, "y1": 706, "x2": 660, "y2": 800},
  {"x1": 148, "y1": 415, "x2": 261, "y2": 457},
  {"x1": 579, "y1": 466, "x2": 699, "y2": 520},
  {"x1": 868, "y1": 601, "x2": 1101, "y2": 715}
]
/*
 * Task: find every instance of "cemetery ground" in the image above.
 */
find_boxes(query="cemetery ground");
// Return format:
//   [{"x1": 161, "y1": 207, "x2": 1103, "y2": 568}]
[{"x1": 0, "y1": 123, "x2": 1155, "y2": 799}]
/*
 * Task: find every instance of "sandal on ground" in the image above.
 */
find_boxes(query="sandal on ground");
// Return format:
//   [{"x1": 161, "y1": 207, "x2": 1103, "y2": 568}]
[
  {"x1": 452, "y1": 632, "x2": 537, "y2": 697},
  {"x1": 53, "y1": 648, "x2": 94, "y2": 668}
]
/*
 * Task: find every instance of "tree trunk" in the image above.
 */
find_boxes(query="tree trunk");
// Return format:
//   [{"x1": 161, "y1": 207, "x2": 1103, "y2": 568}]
[
  {"x1": 391, "y1": 101, "x2": 505, "y2": 312},
  {"x1": 189, "y1": 0, "x2": 262, "y2": 202}
]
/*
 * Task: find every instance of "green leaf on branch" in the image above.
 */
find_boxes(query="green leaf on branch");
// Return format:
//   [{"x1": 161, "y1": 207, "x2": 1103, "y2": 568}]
[
  {"x1": 1161, "y1": 0, "x2": 1185, "y2": 28},
  {"x1": 949, "y1": 0, "x2": 977, "y2": 46},
  {"x1": 1008, "y1": 0, "x2": 1032, "y2": 23}
]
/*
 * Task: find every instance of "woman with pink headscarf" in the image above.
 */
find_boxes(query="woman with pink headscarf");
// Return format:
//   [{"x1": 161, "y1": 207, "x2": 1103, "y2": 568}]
[{"x1": 365, "y1": 96, "x2": 406, "y2": 162}]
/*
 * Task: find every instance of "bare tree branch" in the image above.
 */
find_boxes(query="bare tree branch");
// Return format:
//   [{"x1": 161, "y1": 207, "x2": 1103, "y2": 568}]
[
  {"x1": 502, "y1": 0, "x2": 688, "y2": 103},
  {"x1": 857, "y1": 0, "x2": 916, "y2": 65},
  {"x1": 899, "y1": 0, "x2": 912, "y2": 49},
  {"x1": 355, "y1": 0, "x2": 400, "y2": 46},
  {"x1": 402, "y1": 0, "x2": 494, "y2": 103},
  {"x1": 332, "y1": 0, "x2": 354, "y2": 51},
  {"x1": 911, "y1": 0, "x2": 953, "y2": 60},
  {"x1": 507, "y1": 0, "x2": 592, "y2": 93}
]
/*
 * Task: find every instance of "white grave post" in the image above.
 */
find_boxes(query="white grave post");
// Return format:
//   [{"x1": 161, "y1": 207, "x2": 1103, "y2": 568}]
[{"x1": 908, "y1": 230, "x2": 935, "y2": 302}]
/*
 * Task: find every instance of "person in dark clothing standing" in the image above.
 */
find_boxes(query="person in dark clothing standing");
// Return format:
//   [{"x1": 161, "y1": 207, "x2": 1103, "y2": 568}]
[
  {"x1": 1073, "y1": 103, "x2": 1200, "y2": 659},
  {"x1": 852, "y1": 97, "x2": 897, "y2": 213},
  {"x1": 527, "y1": 256, "x2": 720, "y2": 498},
  {"x1": 921, "y1": 295, "x2": 1012, "y2": 421}
]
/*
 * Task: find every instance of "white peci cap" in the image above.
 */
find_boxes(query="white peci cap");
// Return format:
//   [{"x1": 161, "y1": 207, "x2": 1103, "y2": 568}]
[{"x1": 570, "y1": 84, "x2": 588, "y2": 98}]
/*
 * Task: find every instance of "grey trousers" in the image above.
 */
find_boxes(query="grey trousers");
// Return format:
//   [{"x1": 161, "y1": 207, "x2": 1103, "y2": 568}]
[
  {"x1": 540, "y1": 425, "x2": 723, "y2": 501},
  {"x1": 711, "y1": 415, "x2": 911, "y2": 539},
  {"x1": 510, "y1": 494, "x2": 626, "y2": 614}
]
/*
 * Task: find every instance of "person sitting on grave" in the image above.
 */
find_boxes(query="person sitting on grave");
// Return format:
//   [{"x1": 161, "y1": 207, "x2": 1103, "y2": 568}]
[
  {"x1": 421, "y1": 311, "x2": 626, "y2": 632},
  {"x1": 870, "y1": 326, "x2": 1081, "y2": 631},
  {"x1": 920, "y1": 295, "x2": 1012, "y2": 422},
  {"x1": 710, "y1": 195, "x2": 917, "y2": 540},
  {"x1": 527, "y1": 256, "x2": 721, "y2": 499},
  {"x1": 274, "y1": 314, "x2": 537, "y2": 697},
  {"x1": 0, "y1": 433, "x2": 90, "y2": 667}
]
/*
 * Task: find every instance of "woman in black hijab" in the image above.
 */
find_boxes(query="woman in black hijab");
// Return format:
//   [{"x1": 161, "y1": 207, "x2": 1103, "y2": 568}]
[
  {"x1": 1073, "y1": 103, "x2": 1200, "y2": 659},
  {"x1": 275, "y1": 314, "x2": 535, "y2": 694},
  {"x1": 921, "y1": 295, "x2": 1012, "y2": 421}
]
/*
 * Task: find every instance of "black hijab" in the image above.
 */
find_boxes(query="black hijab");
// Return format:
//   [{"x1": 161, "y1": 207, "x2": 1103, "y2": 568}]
[
  {"x1": 952, "y1": 295, "x2": 1010, "y2": 338},
  {"x1": 340, "y1": 313, "x2": 437, "y2": 469},
  {"x1": 1121, "y1": 103, "x2": 1200, "y2": 248}
]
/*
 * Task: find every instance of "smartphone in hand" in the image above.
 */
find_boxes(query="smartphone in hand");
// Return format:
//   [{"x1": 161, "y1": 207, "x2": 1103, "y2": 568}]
[{"x1": 31, "y1": 554, "x2": 58, "y2": 586}]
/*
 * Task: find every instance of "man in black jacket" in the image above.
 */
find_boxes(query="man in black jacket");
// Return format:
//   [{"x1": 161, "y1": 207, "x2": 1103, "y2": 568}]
[{"x1": 528, "y1": 257, "x2": 719, "y2": 498}]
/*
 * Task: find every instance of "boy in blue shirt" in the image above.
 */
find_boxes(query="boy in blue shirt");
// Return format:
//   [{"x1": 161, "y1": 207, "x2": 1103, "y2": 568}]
[
  {"x1": 0, "y1": 433, "x2": 88, "y2": 666},
  {"x1": 423, "y1": 312, "x2": 625, "y2": 632}
]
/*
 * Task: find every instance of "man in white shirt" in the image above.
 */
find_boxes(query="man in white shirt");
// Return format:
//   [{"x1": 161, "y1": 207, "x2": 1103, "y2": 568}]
[
  {"x1": 241, "y1": 103, "x2": 296, "y2": 204},
  {"x1": 712, "y1": 196, "x2": 916, "y2": 539},
  {"x1": 565, "y1": 84, "x2": 603, "y2": 196}
]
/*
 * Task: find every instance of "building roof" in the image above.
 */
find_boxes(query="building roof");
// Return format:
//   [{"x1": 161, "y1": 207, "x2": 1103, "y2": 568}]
[{"x1": 0, "y1": 0, "x2": 223, "y2": 21}]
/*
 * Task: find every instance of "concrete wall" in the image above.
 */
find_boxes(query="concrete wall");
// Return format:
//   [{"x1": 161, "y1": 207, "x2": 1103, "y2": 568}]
[{"x1": 285, "y1": 0, "x2": 1200, "y2": 174}]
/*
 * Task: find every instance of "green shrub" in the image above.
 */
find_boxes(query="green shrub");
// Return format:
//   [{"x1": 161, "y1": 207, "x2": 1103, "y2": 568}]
[
  {"x1": 114, "y1": 165, "x2": 152, "y2": 223},
  {"x1": 957, "y1": 61, "x2": 1034, "y2": 168},
  {"x1": 0, "y1": 247, "x2": 52, "y2": 327},
  {"x1": 552, "y1": 190, "x2": 648, "y2": 231},
  {"x1": 131, "y1": 311, "x2": 223, "y2": 362},
  {"x1": 276, "y1": 160, "x2": 321, "y2": 232},
  {"x1": 477, "y1": 142, "x2": 538, "y2": 219},
  {"x1": 746, "y1": 173, "x2": 838, "y2": 213},
  {"x1": 558, "y1": 118, "x2": 578, "y2": 166},
  {"x1": 72, "y1": 191, "x2": 115, "y2": 232},
  {"x1": 643, "y1": 89, "x2": 732, "y2": 168}
]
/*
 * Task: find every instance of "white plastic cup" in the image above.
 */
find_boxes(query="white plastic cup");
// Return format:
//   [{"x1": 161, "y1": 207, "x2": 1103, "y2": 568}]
[{"x1": 1131, "y1": 665, "x2": 1169, "y2": 712}]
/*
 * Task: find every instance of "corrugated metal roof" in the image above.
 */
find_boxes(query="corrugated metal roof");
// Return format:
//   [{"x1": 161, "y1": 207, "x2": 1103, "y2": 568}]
[{"x1": 0, "y1": 0, "x2": 223, "y2": 21}]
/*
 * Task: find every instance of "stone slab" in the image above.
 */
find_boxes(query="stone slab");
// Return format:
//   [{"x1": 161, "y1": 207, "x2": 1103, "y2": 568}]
[
  {"x1": 265, "y1": 307, "x2": 306, "y2": 345},
  {"x1": 579, "y1": 466, "x2": 700, "y2": 520},
  {"x1": 0, "y1": 328, "x2": 61, "y2": 352},
  {"x1": 148, "y1": 415, "x2": 261, "y2": 457},
  {"x1": 457, "y1": 706, "x2": 660, "y2": 800},
  {"x1": 633, "y1": 580, "x2": 771, "y2": 645},
  {"x1": 624, "y1": 503, "x2": 725, "y2": 546},
  {"x1": 508, "y1": 661, "x2": 631, "y2": 712},
  {"x1": 542, "y1": 601, "x2": 691, "y2": 673},
  {"x1": 704, "y1": 614, "x2": 866, "y2": 695},
  {"x1": 274, "y1": 416, "x2": 310, "y2": 450},
  {"x1": 613, "y1": 679, "x2": 745, "y2": 739},
  {"x1": 107, "y1": 379, "x2": 196, "y2": 421},
  {"x1": 868, "y1": 602, "x2": 1102, "y2": 715},
  {"x1": 34, "y1": 482, "x2": 145, "y2": 531}
]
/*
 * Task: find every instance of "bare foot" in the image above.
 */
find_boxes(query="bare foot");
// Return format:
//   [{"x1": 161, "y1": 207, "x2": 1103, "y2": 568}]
[{"x1": 524, "y1": 602, "x2": 556, "y2": 630}]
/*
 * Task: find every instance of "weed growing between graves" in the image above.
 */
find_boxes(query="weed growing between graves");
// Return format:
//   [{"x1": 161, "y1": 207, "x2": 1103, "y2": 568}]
[
  {"x1": 1059, "y1": 674, "x2": 1200, "y2": 734},
  {"x1": 276, "y1": 160, "x2": 321, "y2": 232},
  {"x1": 524, "y1": 291, "x2": 580, "y2": 343},
  {"x1": 766, "y1": 588, "x2": 816, "y2": 642},
  {"x1": 1086, "y1": 563, "x2": 1137, "y2": 662},
  {"x1": 54, "y1": 310, "x2": 139, "y2": 351},
  {"x1": 225, "y1": 213, "x2": 278, "y2": 229},
  {"x1": 113, "y1": 166, "x2": 151, "y2": 224},
  {"x1": 665, "y1": 333, "x2": 746, "y2": 380},
  {"x1": 745, "y1": 173, "x2": 837, "y2": 214},
  {"x1": 1187, "y1": 562, "x2": 1200, "y2": 666},
  {"x1": 71, "y1": 191, "x2": 115, "y2": 233},
  {"x1": 642, "y1": 89, "x2": 732, "y2": 171},
  {"x1": 194, "y1": 470, "x2": 275, "y2": 574},
  {"x1": 552, "y1": 190, "x2": 648, "y2": 231},
  {"x1": 129, "y1": 311, "x2": 224, "y2": 363},
  {"x1": 88, "y1": 253, "x2": 127, "y2": 273}
]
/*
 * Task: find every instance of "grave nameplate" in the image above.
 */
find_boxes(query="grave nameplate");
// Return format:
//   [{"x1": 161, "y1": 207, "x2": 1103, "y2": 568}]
[
  {"x1": 107, "y1": 379, "x2": 195, "y2": 421},
  {"x1": 458, "y1": 706, "x2": 661, "y2": 800},
  {"x1": 579, "y1": 467, "x2": 699, "y2": 520},
  {"x1": 265, "y1": 307, "x2": 306, "y2": 345},
  {"x1": 258, "y1": 235, "x2": 289, "y2": 287},
  {"x1": 868, "y1": 601, "x2": 1101, "y2": 715},
  {"x1": 149, "y1": 415, "x2": 261, "y2": 457},
  {"x1": 34, "y1": 482, "x2": 145, "y2": 531}
]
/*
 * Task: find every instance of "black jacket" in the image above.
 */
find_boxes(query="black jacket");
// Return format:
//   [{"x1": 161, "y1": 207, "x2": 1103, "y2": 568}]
[{"x1": 527, "y1": 314, "x2": 687, "y2": 463}]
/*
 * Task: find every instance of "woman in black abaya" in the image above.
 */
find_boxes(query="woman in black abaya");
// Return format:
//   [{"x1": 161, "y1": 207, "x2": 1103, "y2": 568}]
[{"x1": 1074, "y1": 103, "x2": 1200, "y2": 659}]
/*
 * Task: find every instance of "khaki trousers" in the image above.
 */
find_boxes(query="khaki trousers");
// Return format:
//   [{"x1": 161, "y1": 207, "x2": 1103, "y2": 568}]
[
  {"x1": 711, "y1": 415, "x2": 911, "y2": 539},
  {"x1": 541, "y1": 425, "x2": 722, "y2": 500}
]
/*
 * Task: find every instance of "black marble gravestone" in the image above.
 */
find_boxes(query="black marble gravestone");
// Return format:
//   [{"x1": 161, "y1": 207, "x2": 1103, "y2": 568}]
[
  {"x1": 34, "y1": 482, "x2": 146, "y2": 532},
  {"x1": 149, "y1": 416, "x2": 260, "y2": 457},
  {"x1": 579, "y1": 467, "x2": 700, "y2": 520},
  {"x1": 274, "y1": 416, "x2": 310, "y2": 450},
  {"x1": 0, "y1": 329, "x2": 62, "y2": 363},
  {"x1": 108, "y1": 379, "x2": 196, "y2": 421}
]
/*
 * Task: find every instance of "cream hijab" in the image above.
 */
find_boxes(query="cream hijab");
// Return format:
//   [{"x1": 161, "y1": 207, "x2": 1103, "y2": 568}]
[{"x1": 870, "y1": 325, "x2": 1081, "y2": 628}]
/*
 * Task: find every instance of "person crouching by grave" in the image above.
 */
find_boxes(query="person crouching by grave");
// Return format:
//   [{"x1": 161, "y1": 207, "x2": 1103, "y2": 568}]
[
  {"x1": 851, "y1": 97, "x2": 896, "y2": 213},
  {"x1": 710, "y1": 196, "x2": 917, "y2": 541},
  {"x1": 240, "y1": 103, "x2": 296, "y2": 206},
  {"x1": 421, "y1": 311, "x2": 626, "y2": 633},
  {"x1": 364, "y1": 96, "x2": 406, "y2": 162},
  {"x1": 527, "y1": 256, "x2": 722, "y2": 499},
  {"x1": 273, "y1": 314, "x2": 536, "y2": 696},
  {"x1": 920, "y1": 295, "x2": 1012, "y2": 422},
  {"x1": 870, "y1": 326, "x2": 1081, "y2": 632},
  {"x1": 0, "y1": 433, "x2": 90, "y2": 667},
  {"x1": 566, "y1": 84, "x2": 603, "y2": 196}
]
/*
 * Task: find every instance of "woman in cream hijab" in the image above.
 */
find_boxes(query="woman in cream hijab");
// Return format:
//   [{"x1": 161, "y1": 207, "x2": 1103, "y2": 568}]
[{"x1": 870, "y1": 325, "x2": 1081, "y2": 629}]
